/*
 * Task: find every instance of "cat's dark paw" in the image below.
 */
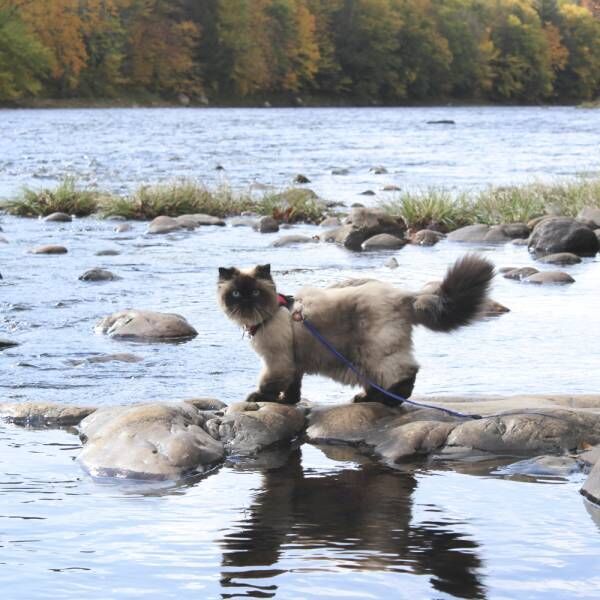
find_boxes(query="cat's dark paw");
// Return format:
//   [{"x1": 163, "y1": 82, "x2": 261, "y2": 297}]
[
  {"x1": 245, "y1": 391, "x2": 277, "y2": 403},
  {"x1": 351, "y1": 391, "x2": 369, "y2": 403}
]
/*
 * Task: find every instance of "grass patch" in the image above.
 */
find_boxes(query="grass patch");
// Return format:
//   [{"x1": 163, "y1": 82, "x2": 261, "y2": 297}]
[
  {"x1": 382, "y1": 179, "x2": 600, "y2": 230},
  {"x1": 256, "y1": 188, "x2": 326, "y2": 223},
  {"x1": 1, "y1": 177, "x2": 107, "y2": 217}
]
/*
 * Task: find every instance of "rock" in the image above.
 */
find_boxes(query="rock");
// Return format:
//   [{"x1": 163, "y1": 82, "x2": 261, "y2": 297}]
[
  {"x1": 271, "y1": 234, "x2": 317, "y2": 247},
  {"x1": 176, "y1": 214, "x2": 226, "y2": 228},
  {"x1": 331, "y1": 168, "x2": 349, "y2": 175},
  {"x1": 199, "y1": 94, "x2": 209, "y2": 106},
  {"x1": 0, "y1": 338, "x2": 19, "y2": 349},
  {"x1": 306, "y1": 403, "x2": 398, "y2": 444},
  {"x1": 183, "y1": 398, "x2": 227, "y2": 411},
  {"x1": 95, "y1": 309, "x2": 197, "y2": 341},
  {"x1": 503, "y1": 267, "x2": 539, "y2": 281},
  {"x1": 178, "y1": 93, "x2": 190, "y2": 106},
  {"x1": 114, "y1": 223, "x2": 132, "y2": 233},
  {"x1": 95, "y1": 249, "x2": 120, "y2": 256},
  {"x1": 43, "y1": 212, "x2": 72, "y2": 222},
  {"x1": 382, "y1": 185, "x2": 401, "y2": 192},
  {"x1": 147, "y1": 215, "x2": 182, "y2": 234},
  {"x1": 253, "y1": 216, "x2": 280, "y2": 233},
  {"x1": 359, "y1": 190, "x2": 376, "y2": 196},
  {"x1": 511, "y1": 238, "x2": 529, "y2": 246},
  {"x1": 528, "y1": 217, "x2": 599, "y2": 257},
  {"x1": 78, "y1": 403, "x2": 224, "y2": 480},
  {"x1": 524, "y1": 271, "x2": 575, "y2": 285},
  {"x1": 30, "y1": 244, "x2": 68, "y2": 254},
  {"x1": 482, "y1": 299, "x2": 510, "y2": 316},
  {"x1": 447, "y1": 224, "x2": 510, "y2": 243},
  {"x1": 293, "y1": 174, "x2": 311, "y2": 184},
  {"x1": 361, "y1": 233, "x2": 407, "y2": 250},
  {"x1": 582, "y1": 461, "x2": 600, "y2": 505},
  {"x1": 577, "y1": 206, "x2": 600, "y2": 229},
  {"x1": 369, "y1": 166, "x2": 388, "y2": 174},
  {"x1": 215, "y1": 164, "x2": 225, "y2": 170},
  {"x1": 0, "y1": 235, "x2": 8, "y2": 243},
  {"x1": 527, "y1": 216, "x2": 551, "y2": 230},
  {"x1": 79, "y1": 268, "x2": 120, "y2": 282},
  {"x1": 501, "y1": 223, "x2": 530, "y2": 239},
  {"x1": 427, "y1": 120, "x2": 455, "y2": 125},
  {"x1": 230, "y1": 216, "x2": 258, "y2": 227},
  {"x1": 68, "y1": 353, "x2": 143, "y2": 366},
  {"x1": 0, "y1": 401, "x2": 95, "y2": 427},
  {"x1": 324, "y1": 207, "x2": 407, "y2": 251},
  {"x1": 385, "y1": 257, "x2": 399, "y2": 269},
  {"x1": 536, "y1": 252, "x2": 582, "y2": 266},
  {"x1": 498, "y1": 455, "x2": 582, "y2": 477},
  {"x1": 319, "y1": 216, "x2": 341, "y2": 228},
  {"x1": 411, "y1": 229, "x2": 445, "y2": 246},
  {"x1": 205, "y1": 402, "x2": 305, "y2": 455}
]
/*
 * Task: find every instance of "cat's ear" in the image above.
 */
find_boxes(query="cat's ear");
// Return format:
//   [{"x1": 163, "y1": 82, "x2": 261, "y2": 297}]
[
  {"x1": 218, "y1": 267, "x2": 237, "y2": 281},
  {"x1": 255, "y1": 264, "x2": 272, "y2": 280}
]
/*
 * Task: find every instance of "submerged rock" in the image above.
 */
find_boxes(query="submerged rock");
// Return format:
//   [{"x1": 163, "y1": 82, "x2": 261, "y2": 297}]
[
  {"x1": 68, "y1": 353, "x2": 143, "y2": 366},
  {"x1": 0, "y1": 401, "x2": 95, "y2": 427},
  {"x1": 0, "y1": 338, "x2": 19, "y2": 349},
  {"x1": 95, "y1": 309, "x2": 197, "y2": 341},
  {"x1": 43, "y1": 212, "x2": 72, "y2": 222},
  {"x1": 524, "y1": 271, "x2": 575, "y2": 285},
  {"x1": 30, "y1": 244, "x2": 68, "y2": 254},
  {"x1": 95, "y1": 249, "x2": 120, "y2": 256},
  {"x1": 361, "y1": 233, "x2": 407, "y2": 250},
  {"x1": 536, "y1": 252, "x2": 582, "y2": 266},
  {"x1": 528, "y1": 217, "x2": 599, "y2": 257},
  {"x1": 503, "y1": 267, "x2": 539, "y2": 281},
  {"x1": 79, "y1": 268, "x2": 120, "y2": 282},
  {"x1": 78, "y1": 403, "x2": 224, "y2": 480},
  {"x1": 253, "y1": 216, "x2": 280, "y2": 233},
  {"x1": 114, "y1": 223, "x2": 132, "y2": 233},
  {"x1": 411, "y1": 229, "x2": 445, "y2": 246},
  {"x1": 271, "y1": 234, "x2": 317, "y2": 247},
  {"x1": 147, "y1": 216, "x2": 181, "y2": 234}
]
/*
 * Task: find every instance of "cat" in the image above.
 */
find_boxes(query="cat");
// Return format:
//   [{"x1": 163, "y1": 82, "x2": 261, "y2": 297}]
[{"x1": 218, "y1": 255, "x2": 494, "y2": 406}]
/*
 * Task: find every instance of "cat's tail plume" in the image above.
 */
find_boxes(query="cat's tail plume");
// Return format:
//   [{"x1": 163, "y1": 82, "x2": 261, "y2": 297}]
[{"x1": 411, "y1": 254, "x2": 494, "y2": 332}]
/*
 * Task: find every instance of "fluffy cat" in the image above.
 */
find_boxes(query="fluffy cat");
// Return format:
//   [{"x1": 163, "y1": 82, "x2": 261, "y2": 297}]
[{"x1": 218, "y1": 255, "x2": 494, "y2": 405}]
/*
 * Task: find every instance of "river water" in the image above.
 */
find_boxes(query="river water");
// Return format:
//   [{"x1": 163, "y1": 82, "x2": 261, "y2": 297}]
[{"x1": 1, "y1": 107, "x2": 600, "y2": 599}]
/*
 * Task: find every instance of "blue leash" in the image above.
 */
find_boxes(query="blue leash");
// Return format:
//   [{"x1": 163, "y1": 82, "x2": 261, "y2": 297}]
[{"x1": 301, "y1": 317, "x2": 483, "y2": 420}]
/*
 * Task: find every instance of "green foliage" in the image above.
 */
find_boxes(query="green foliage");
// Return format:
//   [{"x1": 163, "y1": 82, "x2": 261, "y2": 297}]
[{"x1": 257, "y1": 188, "x2": 326, "y2": 223}]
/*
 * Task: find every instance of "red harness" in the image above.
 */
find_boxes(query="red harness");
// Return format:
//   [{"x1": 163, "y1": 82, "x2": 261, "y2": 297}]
[{"x1": 246, "y1": 293, "x2": 294, "y2": 337}]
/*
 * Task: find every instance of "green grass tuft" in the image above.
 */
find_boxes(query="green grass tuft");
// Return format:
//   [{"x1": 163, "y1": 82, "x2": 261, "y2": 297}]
[{"x1": 256, "y1": 188, "x2": 326, "y2": 223}]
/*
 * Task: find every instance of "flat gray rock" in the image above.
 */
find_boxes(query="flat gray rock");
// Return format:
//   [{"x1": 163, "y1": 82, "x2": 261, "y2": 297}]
[
  {"x1": 411, "y1": 229, "x2": 445, "y2": 246},
  {"x1": 176, "y1": 214, "x2": 225, "y2": 228},
  {"x1": 536, "y1": 252, "x2": 582, "y2": 266},
  {"x1": 447, "y1": 224, "x2": 510, "y2": 243},
  {"x1": 68, "y1": 353, "x2": 143, "y2": 366},
  {"x1": 361, "y1": 233, "x2": 407, "y2": 250},
  {"x1": 581, "y1": 461, "x2": 600, "y2": 505},
  {"x1": 30, "y1": 244, "x2": 68, "y2": 254},
  {"x1": 0, "y1": 401, "x2": 95, "y2": 427},
  {"x1": 253, "y1": 216, "x2": 279, "y2": 233},
  {"x1": 95, "y1": 309, "x2": 197, "y2": 341},
  {"x1": 524, "y1": 271, "x2": 575, "y2": 285},
  {"x1": 78, "y1": 403, "x2": 224, "y2": 480},
  {"x1": 44, "y1": 212, "x2": 72, "y2": 222},
  {"x1": 79, "y1": 268, "x2": 120, "y2": 282},
  {"x1": 206, "y1": 402, "x2": 306, "y2": 455},
  {"x1": 147, "y1": 216, "x2": 181, "y2": 234},
  {"x1": 497, "y1": 456, "x2": 583, "y2": 477},
  {"x1": 271, "y1": 234, "x2": 317, "y2": 247}
]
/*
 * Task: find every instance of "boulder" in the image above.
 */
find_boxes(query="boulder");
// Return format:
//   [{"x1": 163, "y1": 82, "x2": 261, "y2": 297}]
[
  {"x1": 528, "y1": 217, "x2": 599, "y2": 257},
  {"x1": 577, "y1": 207, "x2": 600, "y2": 229},
  {"x1": 536, "y1": 252, "x2": 582, "y2": 266},
  {"x1": 176, "y1": 214, "x2": 225, "y2": 228},
  {"x1": 183, "y1": 398, "x2": 227, "y2": 411},
  {"x1": 79, "y1": 268, "x2": 120, "y2": 282},
  {"x1": 229, "y1": 216, "x2": 258, "y2": 227},
  {"x1": 78, "y1": 403, "x2": 224, "y2": 480},
  {"x1": 524, "y1": 271, "x2": 575, "y2": 285},
  {"x1": 361, "y1": 233, "x2": 407, "y2": 250},
  {"x1": 411, "y1": 229, "x2": 445, "y2": 246},
  {"x1": 253, "y1": 216, "x2": 280, "y2": 233},
  {"x1": 147, "y1": 216, "x2": 181, "y2": 234},
  {"x1": 205, "y1": 402, "x2": 305, "y2": 455},
  {"x1": 114, "y1": 223, "x2": 132, "y2": 233},
  {"x1": 447, "y1": 224, "x2": 510, "y2": 243},
  {"x1": 43, "y1": 212, "x2": 72, "y2": 222},
  {"x1": 359, "y1": 190, "x2": 376, "y2": 196},
  {"x1": 30, "y1": 244, "x2": 68, "y2": 254},
  {"x1": 95, "y1": 309, "x2": 197, "y2": 341},
  {"x1": 319, "y1": 216, "x2": 341, "y2": 228},
  {"x1": 0, "y1": 401, "x2": 95, "y2": 427},
  {"x1": 293, "y1": 174, "x2": 311, "y2": 184},
  {"x1": 324, "y1": 207, "x2": 406, "y2": 251},
  {"x1": 501, "y1": 223, "x2": 530, "y2": 239},
  {"x1": 503, "y1": 267, "x2": 539, "y2": 281},
  {"x1": 582, "y1": 461, "x2": 600, "y2": 505},
  {"x1": 271, "y1": 234, "x2": 317, "y2": 247}
]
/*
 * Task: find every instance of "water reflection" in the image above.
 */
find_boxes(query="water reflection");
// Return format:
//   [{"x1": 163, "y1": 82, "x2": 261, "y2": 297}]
[{"x1": 220, "y1": 448, "x2": 484, "y2": 599}]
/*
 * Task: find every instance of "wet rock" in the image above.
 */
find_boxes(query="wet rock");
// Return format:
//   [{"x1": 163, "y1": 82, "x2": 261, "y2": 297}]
[
  {"x1": 95, "y1": 309, "x2": 197, "y2": 341},
  {"x1": 306, "y1": 403, "x2": 398, "y2": 444},
  {"x1": 271, "y1": 234, "x2": 317, "y2": 247},
  {"x1": 0, "y1": 401, "x2": 95, "y2": 427},
  {"x1": 536, "y1": 252, "x2": 581, "y2": 266},
  {"x1": 524, "y1": 271, "x2": 575, "y2": 285},
  {"x1": 230, "y1": 216, "x2": 258, "y2": 227},
  {"x1": 30, "y1": 244, "x2": 68, "y2": 254},
  {"x1": 253, "y1": 216, "x2": 280, "y2": 233},
  {"x1": 44, "y1": 212, "x2": 72, "y2": 222},
  {"x1": 331, "y1": 168, "x2": 349, "y2": 175},
  {"x1": 369, "y1": 166, "x2": 388, "y2": 174},
  {"x1": 176, "y1": 214, "x2": 226, "y2": 228},
  {"x1": 293, "y1": 174, "x2": 311, "y2": 184},
  {"x1": 68, "y1": 353, "x2": 143, "y2": 366},
  {"x1": 0, "y1": 338, "x2": 19, "y2": 349},
  {"x1": 577, "y1": 207, "x2": 600, "y2": 229},
  {"x1": 502, "y1": 223, "x2": 530, "y2": 239},
  {"x1": 503, "y1": 267, "x2": 539, "y2": 281},
  {"x1": 359, "y1": 190, "x2": 376, "y2": 196},
  {"x1": 427, "y1": 119, "x2": 455, "y2": 125},
  {"x1": 78, "y1": 403, "x2": 224, "y2": 480},
  {"x1": 582, "y1": 461, "x2": 600, "y2": 505},
  {"x1": 498, "y1": 455, "x2": 582, "y2": 477},
  {"x1": 447, "y1": 224, "x2": 510, "y2": 243},
  {"x1": 319, "y1": 216, "x2": 341, "y2": 228},
  {"x1": 411, "y1": 229, "x2": 445, "y2": 246},
  {"x1": 528, "y1": 217, "x2": 599, "y2": 257},
  {"x1": 183, "y1": 398, "x2": 227, "y2": 411},
  {"x1": 385, "y1": 257, "x2": 399, "y2": 269},
  {"x1": 361, "y1": 233, "x2": 407, "y2": 250},
  {"x1": 205, "y1": 402, "x2": 305, "y2": 455},
  {"x1": 0, "y1": 235, "x2": 8, "y2": 243},
  {"x1": 382, "y1": 185, "x2": 401, "y2": 192},
  {"x1": 147, "y1": 215, "x2": 182, "y2": 234},
  {"x1": 324, "y1": 207, "x2": 407, "y2": 251},
  {"x1": 114, "y1": 223, "x2": 132, "y2": 233},
  {"x1": 79, "y1": 268, "x2": 120, "y2": 282},
  {"x1": 95, "y1": 249, "x2": 120, "y2": 256},
  {"x1": 511, "y1": 238, "x2": 529, "y2": 246}
]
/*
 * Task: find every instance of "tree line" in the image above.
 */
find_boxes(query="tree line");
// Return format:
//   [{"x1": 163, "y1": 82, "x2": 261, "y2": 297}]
[{"x1": 1, "y1": 0, "x2": 599, "y2": 105}]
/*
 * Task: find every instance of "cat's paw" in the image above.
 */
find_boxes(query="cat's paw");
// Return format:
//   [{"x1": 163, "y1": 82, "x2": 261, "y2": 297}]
[
  {"x1": 245, "y1": 391, "x2": 279, "y2": 403},
  {"x1": 351, "y1": 391, "x2": 369, "y2": 403}
]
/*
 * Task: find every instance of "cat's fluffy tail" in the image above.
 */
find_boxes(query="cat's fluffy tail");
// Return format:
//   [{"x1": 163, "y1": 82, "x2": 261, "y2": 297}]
[{"x1": 411, "y1": 254, "x2": 494, "y2": 332}]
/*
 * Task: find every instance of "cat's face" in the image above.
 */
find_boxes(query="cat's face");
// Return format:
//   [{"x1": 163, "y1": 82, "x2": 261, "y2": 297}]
[{"x1": 217, "y1": 264, "x2": 279, "y2": 326}]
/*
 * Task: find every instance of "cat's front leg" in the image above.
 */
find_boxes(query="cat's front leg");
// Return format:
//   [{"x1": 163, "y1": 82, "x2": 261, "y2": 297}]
[{"x1": 245, "y1": 367, "x2": 296, "y2": 403}]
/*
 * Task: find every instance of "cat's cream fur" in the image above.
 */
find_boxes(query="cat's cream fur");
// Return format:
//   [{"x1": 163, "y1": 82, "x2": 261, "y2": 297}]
[{"x1": 218, "y1": 255, "x2": 494, "y2": 405}]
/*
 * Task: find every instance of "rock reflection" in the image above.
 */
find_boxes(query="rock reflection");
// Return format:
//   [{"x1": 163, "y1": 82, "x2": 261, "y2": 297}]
[{"x1": 220, "y1": 447, "x2": 484, "y2": 599}]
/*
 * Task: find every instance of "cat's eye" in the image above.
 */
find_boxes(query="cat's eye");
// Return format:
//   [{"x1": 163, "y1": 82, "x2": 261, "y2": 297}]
[
  {"x1": 252, "y1": 289, "x2": 260, "y2": 297},
  {"x1": 232, "y1": 290, "x2": 241, "y2": 298}
]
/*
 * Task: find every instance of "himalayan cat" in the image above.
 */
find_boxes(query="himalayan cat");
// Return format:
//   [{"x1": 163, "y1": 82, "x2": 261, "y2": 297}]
[{"x1": 217, "y1": 255, "x2": 494, "y2": 405}]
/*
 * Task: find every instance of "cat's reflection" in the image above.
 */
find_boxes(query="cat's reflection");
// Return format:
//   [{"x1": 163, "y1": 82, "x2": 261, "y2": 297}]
[{"x1": 219, "y1": 446, "x2": 485, "y2": 599}]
